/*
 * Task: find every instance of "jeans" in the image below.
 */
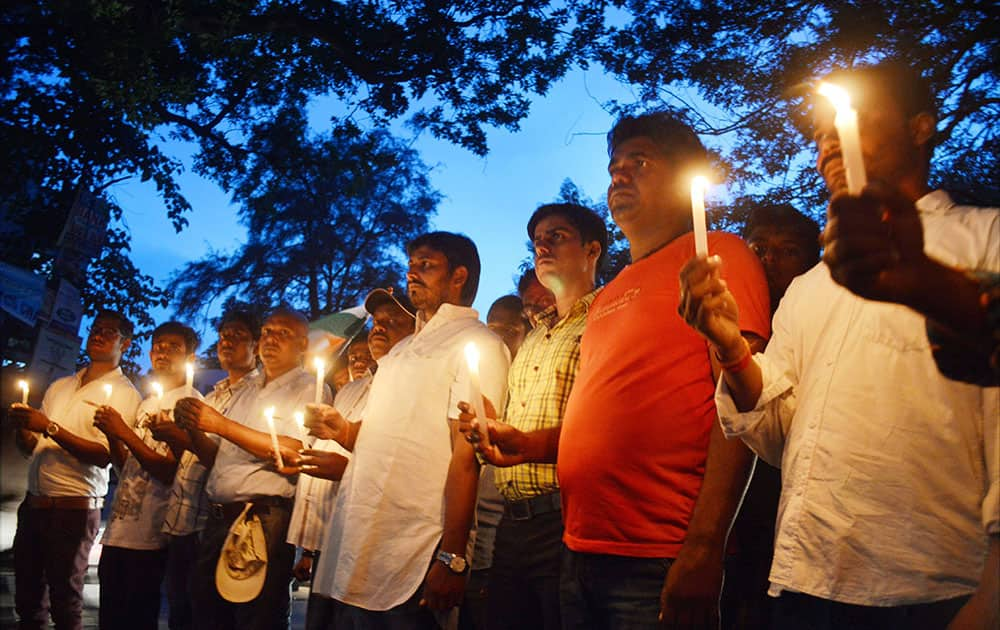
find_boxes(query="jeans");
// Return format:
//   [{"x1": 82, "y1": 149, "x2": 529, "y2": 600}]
[
  {"x1": 486, "y1": 509, "x2": 564, "y2": 630},
  {"x1": 97, "y1": 545, "x2": 168, "y2": 630},
  {"x1": 13, "y1": 501, "x2": 100, "y2": 630},
  {"x1": 190, "y1": 501, "x2": 295, "y2": 630},
  {"x1": 770, "y1": 591, "x2": 971, "y2": 630},
  {"x1": 560, "y1": 546, "x2": 673, "y2": 630}
]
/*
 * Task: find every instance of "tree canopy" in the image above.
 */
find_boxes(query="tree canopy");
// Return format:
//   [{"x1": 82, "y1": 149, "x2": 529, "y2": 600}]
[{"x1": 168, "y1": 115, "x2": 438, "y2": 323}]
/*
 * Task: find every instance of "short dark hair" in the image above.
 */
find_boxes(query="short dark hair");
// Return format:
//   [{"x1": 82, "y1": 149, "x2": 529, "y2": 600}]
[
  {"x1": 219, "y1": 309, "x2": 262, "y2": 341},
  {"x1": 94, "y1": 309, "x2": 134, "y2": 340},
  {"x1": 517, "y1": 268, "x2": 540, "y2": 297},
  {"x1": 824, "y1": 60, "x2": 936, "y2": 122},
  {"x1": 743, "y1": 203, "x2": 821, "y2": 266},
  {"x1": 348, "y1": 331, "x2": 369, "y2": 348},
  {"x1": 406, "y1": 231, "x2": 481, "y2": 306},
  {"x1": 527, "y1": 203, "x2": 609, "y2": 272},
  {"x1": 607, "y1": 111, "x2": 708, "y2": 170},
  {"x1": 487, "y1": 295, "x2": 526, "y2": 322},
  {"x1": 152, "y1": 321, "x2": 200, "y2": 354}
]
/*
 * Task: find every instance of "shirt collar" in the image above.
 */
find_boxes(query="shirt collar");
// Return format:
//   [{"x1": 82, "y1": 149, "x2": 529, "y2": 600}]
[
  {"x1": 915, "y1": 189, "x2": 955, "y2": 215},
  {"x1": 414, "y1": 303, "x2": 479, "y2": 335},
  {"x1": 77, "y1": 365, "x2": 124, "y2": 386},
  {"x1": 213, "y1": 368, "x2": 261, "y2": 395},
  {"x1": 535, "y1": 289, "x2": 600, "y2": 331}
]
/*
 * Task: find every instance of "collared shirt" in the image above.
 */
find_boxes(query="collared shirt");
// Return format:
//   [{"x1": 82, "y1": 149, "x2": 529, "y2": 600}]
[
  {"x1": 103, "y1": 385, "x2": 200, "y2": 550},
  {"x1": 30, "y1": 366, "x2": 141, "y2": 498},
  {"x1": 205, "y1": 367, "x2": 322, "y2": 503},
  {"x1": 162, "y1": 370, "x2": 257, "y2": 536},
  {"x1": 495, "y1": 290, "x2": 597, "y2": 501},
  {"x1": 286, "y1": 375, "x2": 370, "y2": 551},
  {"x1": 717, "y1": 191, "x2": 999, "y2": 606},
  {"x1": 315, "y1": 303, "x2": 509, "y2": 609}
]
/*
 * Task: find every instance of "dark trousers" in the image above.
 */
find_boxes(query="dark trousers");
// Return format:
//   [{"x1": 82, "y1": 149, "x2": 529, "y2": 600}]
[
  {"x1": 190, "y1": 501, "x2": 295, "y2": 630},
  {"x1": 771, "y1": 591, "x2": 971, "y2": 630},
  {"x1": 486, "y1": 510, "x2": 563, "y2": 630},
  {"x1": 165, "y1": 532, "x2": 201, "y2": 630},
  {"x1": 330, "y1": 587, "x2": 438, "y2": 630},
  {"x1": 97, "y1": 545, "x2": 168, "y2": 630},
  {"x1": 13, "y1": 501, "x2": 100, "y2": 630},
  {"x1": 560, "y1": 547, "x2": 673, "y2": 630}
]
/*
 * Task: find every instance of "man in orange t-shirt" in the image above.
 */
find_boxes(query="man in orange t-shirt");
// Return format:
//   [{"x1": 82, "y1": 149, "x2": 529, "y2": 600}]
[{"x1": 557, "y1": 112, "x2": 771, "y2": 629}]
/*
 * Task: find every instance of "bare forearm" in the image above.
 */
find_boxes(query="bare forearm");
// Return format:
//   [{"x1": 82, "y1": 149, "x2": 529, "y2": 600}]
[
  {"x1": 119, "y1": 432, "x2": 178, "y2": 486},
  {"x1": 341, "y1": 421, "x2": 361, "y2": 451},
  {"x1": 948, "y1": 536, "x2": 999, "y2": 629},
  {"x1": 50, "y1": 428, "x2": 112, "y2": 468},
  {"x1": 684, "y1": 422, "x2": 755, "y2": 551},
  {"x1": 15, "y1": 429, "x2": 38, "y2": 457},
  {"x1": 908, "y1": 261, "x2": 988, "y2": 336},
  {"x1": 440, "y1": 445, "x2": 479, "y2": 555},
  {"x1": 217, "y1": 419, "x2": 302, "y2": 460},
  {"x1": 523, "y1": 426, "x2": 561, "y2": 464},
  {"x1": 187, "y1": 429, "x2": 219, "y2": 468}
]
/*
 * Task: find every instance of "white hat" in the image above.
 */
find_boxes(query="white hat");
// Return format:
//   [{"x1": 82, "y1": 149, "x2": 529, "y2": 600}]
[{"x1": 216, "y1": 503, "x2": 268, "y2": 603}]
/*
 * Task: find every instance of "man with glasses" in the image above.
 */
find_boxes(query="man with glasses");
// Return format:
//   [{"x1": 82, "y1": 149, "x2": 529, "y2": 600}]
[
  {"x1": 175, "y1": 307, "x2": 332, "y2": 630},
  {"x1": 9, "y1": 310, "x2": 142, "y2": 630}
]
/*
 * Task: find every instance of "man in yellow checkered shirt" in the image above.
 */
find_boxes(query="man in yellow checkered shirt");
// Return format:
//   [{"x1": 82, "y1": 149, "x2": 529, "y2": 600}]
[{"x1": 460, "y1": 202, "x2": 606, "y2": 630}]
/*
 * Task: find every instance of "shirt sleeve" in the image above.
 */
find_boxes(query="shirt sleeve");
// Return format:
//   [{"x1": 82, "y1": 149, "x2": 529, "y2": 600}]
[
  {"x1": 983, "y1": 386, "x2": 999, "y2": 535},
  {"x1": 449, "y1": 332, "x2": 510, "y2": 420}
]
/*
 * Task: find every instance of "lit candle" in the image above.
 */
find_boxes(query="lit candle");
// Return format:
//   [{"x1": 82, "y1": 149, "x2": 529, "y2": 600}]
[
  {"x1": 313, "y1": 357, "x2": 325, "y2": 405},
  {"x1": 294, "y1": 411, "x2": 306, "y2": 440},
  {"x1": 690, "y1": 176, "x2": 709, "y2": 257},
  {"x1": 151, "y1": 382, "x2": 164, "y2": 413},
  {"x1": 18, "y1": 379, "x2": 29, "y2": 405},
  {"x1": 185, "y1": 361, "x2": 195, "y2": 395},
  {"x1": 817, "y1": 82, "x2": 867, "y2": 195},
  {"x1": 463, "y1": 342, "x2": 489, "y2": 429},
  {"x1": 264, "y1": 406, "x2": 284, "y2": 469},
  {"x1": 103, "y1": 383, "x2": 113, "y2": 402}
]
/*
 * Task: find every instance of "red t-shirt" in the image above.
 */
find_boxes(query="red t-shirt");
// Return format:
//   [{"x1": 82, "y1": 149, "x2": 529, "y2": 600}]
[{"x1": 558, "y1": 231, "x2": 770, "y2": 558}]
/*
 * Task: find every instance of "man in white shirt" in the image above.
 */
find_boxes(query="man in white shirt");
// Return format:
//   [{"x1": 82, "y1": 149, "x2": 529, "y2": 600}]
[
  {"x1": 175, "y1": 307, "x2": 331, "y2": 630},
  {"x1": 93, "y1": 320, "x2": 203, "y2": 630},
  {"x1": 679, "y1": 59, "x2": 999, "y2": 629},
  {"x1": 310, "y1": 232, "x2": 509, "y2": 629},
  {"x1": 151, "y1": 309, "x2": 261, "y2": 630},
  {"x1": 9, "y1": 309, "x2": 142, "y2": 630}
]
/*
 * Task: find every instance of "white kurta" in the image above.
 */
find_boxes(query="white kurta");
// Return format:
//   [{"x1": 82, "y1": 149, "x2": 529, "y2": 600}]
[
  {"x1": 314, "y1": 304, "x2": 509, "y2": 610},
  {"x1": 717, "y1": 191, "x2": 999, "y2": 605}
]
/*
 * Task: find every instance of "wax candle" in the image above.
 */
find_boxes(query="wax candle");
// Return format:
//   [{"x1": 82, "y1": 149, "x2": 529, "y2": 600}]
[
  {"x1": 313, "y1": 357, "x2": 325, "y2": 405},
  {"x1": 151, "y1": 382, "x2": 164, "y2": 413},
  {"x1": 185, "y1": 361, "x2": 195, "y2": 395},
  {"x1": 690, "y1": 176, "x2": 709, "y2": 257},
  {"x1": 817, "y1": 82, "x2": 867, "y2": 195},
  {"x1": 463, "y1": 342, "x2": 489, "y2": 428},
  {"x1": 103, "y1": 383, "x2": 113, "y2": 402},
  {"x1": 294, "y1": 411, "x2": 306, "y2": 440},
  {"x1": 264, "y1": 406, "x2": 284, "y2": 469},
  {"x1": 18, "y1": 379, "x2": 29, "y2": 405}
]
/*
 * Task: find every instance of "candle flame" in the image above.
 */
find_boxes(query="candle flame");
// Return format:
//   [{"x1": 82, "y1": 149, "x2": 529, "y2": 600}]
[
  {"x1": 151, "y1": 382, "x2": 164, "y2": 399},
  {"x1": 102, "y1": 383, "x2": 113, "y2": 400},
  {"x1": 18, "y1": 379, "x2": 28, "y2": 393},
  {"x1": 314, "y1": 357, "x2": 325, "y2": 373},
  {"x1": 817, "y1": 82, "x2": 852, "y2": 113},
  {"x1": 691, "y1": 175, "x2": 709, "y2": 194},
  {"x1": 294, "y1": 411, "x2": 305, "y2": 429},
  {"x1": 463, "y1": 342, "x2": 480, "y2": 371},
  {"x1": 264, "y1": 406, "x2": 276, "y2": 425}
]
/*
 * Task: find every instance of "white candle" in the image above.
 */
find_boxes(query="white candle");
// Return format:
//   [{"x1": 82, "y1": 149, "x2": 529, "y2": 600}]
[
  {"x1": 294, "y1": 411, "x2": 306, "y2": 440},
  {"x1": 313, "y1": 357, "x2": 325, "y2": 405},
  {"x1": 18, "y1": 380, "x2": 29, "y2": 405},
  {"x1": 151, "y1": 382, "x2": 164, "y2": 413},
  {"x1": 463, "y1": 342, "x2": 488, "y2": 427},
  {"x1": 817, "y1": 82, "x2": 867, "y2": 195},
  {"x1": 690, "y1": 176, "x2": 709, "y2": 257},
  {"x1": 264, "y1": 406, "x2": 284, "y2": 469},
  {"x1": 103, "y1": 383, "x2": 113, "y2": 402},
  {"x1": 185, "y1": 362, "x2": 195, "y2": 394}
]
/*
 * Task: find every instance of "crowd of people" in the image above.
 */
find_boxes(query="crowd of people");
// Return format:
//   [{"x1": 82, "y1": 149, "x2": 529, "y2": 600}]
[{"x1": 7, "y1": 59, "x2": 998, "y2": 630}]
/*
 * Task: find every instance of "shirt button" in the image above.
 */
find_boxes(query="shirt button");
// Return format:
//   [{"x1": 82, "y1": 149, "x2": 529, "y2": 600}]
[
  {"x1": 545, "y1": 334, "x2": 551, "y2": 340},
  {"x1": 533, "y1": 366, "x2": 539, "y2": 371}
]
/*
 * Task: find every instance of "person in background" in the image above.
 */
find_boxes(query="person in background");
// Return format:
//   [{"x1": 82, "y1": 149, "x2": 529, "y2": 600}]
[
  {"x1": 743, "y1": 203, "x2": 821, "y2": 314},
  {"x1": 517, "y1": 267, "x2": 556, "y2": 328},
  {"x1": 9, "y1": 310, "x2": 142, "y2": 630}
]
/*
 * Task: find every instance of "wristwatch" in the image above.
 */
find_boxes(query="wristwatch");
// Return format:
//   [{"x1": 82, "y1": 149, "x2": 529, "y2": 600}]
[
  {"x1": 435, "y1": 549, "x2": 468, "y2": 574},
  {"x1": 45, "y1": 422, "x2": 60, "y2": 437}
]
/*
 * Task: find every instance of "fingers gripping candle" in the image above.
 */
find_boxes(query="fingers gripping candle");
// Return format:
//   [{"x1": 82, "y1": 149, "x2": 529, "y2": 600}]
[{"x1": 817, "y1": 82, "x2": 867, "y2": 195}]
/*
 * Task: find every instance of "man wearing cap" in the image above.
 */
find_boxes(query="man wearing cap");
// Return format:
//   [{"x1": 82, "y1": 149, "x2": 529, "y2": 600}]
[
  {"x1": 310, "y1": 232, "x2": 509, "y2": 628},
  {"x1": 9, "y1": 309, "x2": 142, "y2": 630},
  {"x1": 175, "y1": 307, "x2": 332, "y2": 630}
]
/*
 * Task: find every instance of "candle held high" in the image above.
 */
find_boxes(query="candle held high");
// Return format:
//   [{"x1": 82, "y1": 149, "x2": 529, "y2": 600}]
[{"x1": 817, "y1": 82, "x2": 867, "y2": 195}]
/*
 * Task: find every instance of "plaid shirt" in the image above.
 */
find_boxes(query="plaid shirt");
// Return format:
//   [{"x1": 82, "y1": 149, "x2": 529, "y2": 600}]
[
  {"x1": 494, "y1": 290, "x2": 597, "y2": 501},
  {"x1": 161, "y1": 370, "x2": 258, "y2": 536}
]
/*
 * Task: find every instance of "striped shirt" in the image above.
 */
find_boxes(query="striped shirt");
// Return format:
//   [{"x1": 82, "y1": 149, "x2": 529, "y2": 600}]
[{"x1": 494, "y1": 290, "x2": 597, "y2": 501}]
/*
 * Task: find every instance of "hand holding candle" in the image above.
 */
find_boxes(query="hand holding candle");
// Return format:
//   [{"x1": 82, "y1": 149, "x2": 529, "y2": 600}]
[
  {"x1": 690, "y1": 176, "x2": 710, "y2": 257},
  {"x1": 185, "y1": 362, "x2": 195, "y2": 395},
  {"x1": 817, "y1": 82, "x2": 867, "y2": 195},
  {"x1": 264, "y1": 406, "x2": 284, "y2": 469},
  {"x1": 151, "y1": 381, "x2": 164, "y2": 413},
  {"x1": 463, "y1": 342, "x2": 491, "y2": 445},
  {"x1": 313, "y1": 357, "x2": 326, "y2": 405},
  {"x1": 18, "y1": 379, "x2": 29, "y2": 405}
]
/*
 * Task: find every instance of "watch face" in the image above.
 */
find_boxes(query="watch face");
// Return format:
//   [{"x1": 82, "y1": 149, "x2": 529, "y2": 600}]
[{"x1": 450, "y1": 556, "x2": 467, "y2": 573}]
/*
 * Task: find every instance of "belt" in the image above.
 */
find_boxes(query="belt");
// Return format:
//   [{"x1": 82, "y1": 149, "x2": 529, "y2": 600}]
[
  {"x1": 209, "y1": 496, "x2": 293, "y2": 521},
  {"x1": 24, "y1": 494, "x2": 102, "y2": 510},
  {"x1": 502, "y1": 492, "x2": 561, "y2": 521}
]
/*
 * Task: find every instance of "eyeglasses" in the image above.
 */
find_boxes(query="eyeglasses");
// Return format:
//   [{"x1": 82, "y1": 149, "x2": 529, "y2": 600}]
[{"x1": 90, "y1": 326, "x2": 122, "y2": 339}]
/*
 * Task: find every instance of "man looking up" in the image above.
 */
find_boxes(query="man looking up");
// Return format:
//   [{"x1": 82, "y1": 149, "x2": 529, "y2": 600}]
[
  {"x1": 315, "y1": 232, "x2": 509, "y2": 628},
  {"x1": 9, "y1": 310, "x2": 141, "y2": 630},
  {"x1": 93, "y1": 321, "x2": 201, "y2": 630},
  {"x1": 460, "y1": 202, "x2": 606, "y2": 630},
  {"x1": 175, "y1": 307, "x2": 330, "y2": 630},
  {"x1": 153, "y1": 309, "x2": 261, "y2": 630},
  {"x1": 558, "y1": 113, "x2": 771, "y2": 629},
  {"x1": 679, "y1": 60, "x2": 998, "y2": 629}
]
